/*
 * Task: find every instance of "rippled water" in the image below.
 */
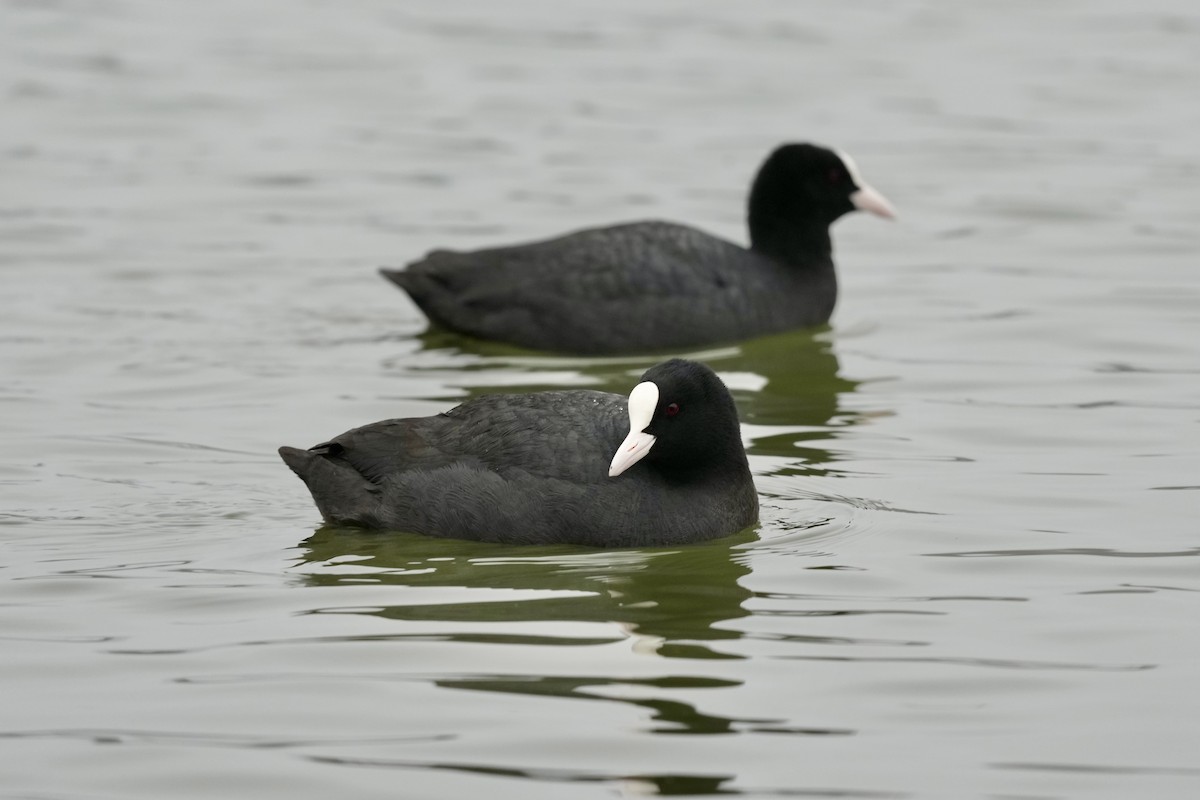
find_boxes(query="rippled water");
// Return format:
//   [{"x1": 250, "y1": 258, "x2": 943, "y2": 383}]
[{"x1": 3, "y1": 1, "x2": 1199, "y2": 798}]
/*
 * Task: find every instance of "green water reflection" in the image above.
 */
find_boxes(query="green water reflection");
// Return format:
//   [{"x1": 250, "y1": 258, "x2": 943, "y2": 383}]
[
  {"x1": 295, "y1": 527, "x2": 856, "y2": 742},
  {"x1": 405, "y1": 326, "x2": 865, "y2": 467},
  {"x1": 297, "y1": 526, "x2": 754, "y2": 656}
]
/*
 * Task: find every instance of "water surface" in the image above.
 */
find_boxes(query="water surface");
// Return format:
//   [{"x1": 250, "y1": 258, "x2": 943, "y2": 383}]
[{"x1": 2, "y1": 1, "x2": 1199, "y2": 798}]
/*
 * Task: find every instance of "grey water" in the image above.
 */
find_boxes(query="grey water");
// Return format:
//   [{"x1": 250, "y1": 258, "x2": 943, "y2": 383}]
[{"x1": 2, "y1": 1, "x2": 1199, "y2": 798}]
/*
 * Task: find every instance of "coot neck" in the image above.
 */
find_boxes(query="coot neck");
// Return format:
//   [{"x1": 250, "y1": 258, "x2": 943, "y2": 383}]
[
  {"x1": 748, "y1": 212, "x2": 835, "y2": 268},
  {"x1": 648, "y1": 428, "x2": 751, "y2": 487}
]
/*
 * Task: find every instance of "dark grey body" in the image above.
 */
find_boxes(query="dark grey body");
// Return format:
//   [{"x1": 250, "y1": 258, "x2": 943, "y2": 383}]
[
  {"x1": 279, "y1": 382, "x2": 758, "y2": 547},
  {"x1": 384, "y1": 221, "x2": 836, "y2": 354}
]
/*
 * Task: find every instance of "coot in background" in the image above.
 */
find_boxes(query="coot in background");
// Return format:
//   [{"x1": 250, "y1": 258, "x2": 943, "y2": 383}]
[
  {"x1": 382, "y1": 142, "x2": 894, "y2": 354},
  {"x1": 279, "y1": 359, "x2": 758, "y2": 547}
]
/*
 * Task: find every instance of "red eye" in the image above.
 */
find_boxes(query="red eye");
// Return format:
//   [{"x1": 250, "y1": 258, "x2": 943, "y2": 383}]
[
  {"x1": 665, "y1": 402, "x2": 680, "y2": 417},
  {"x1": 828, "y1": 167, "x2": 844, "y2": 184}
]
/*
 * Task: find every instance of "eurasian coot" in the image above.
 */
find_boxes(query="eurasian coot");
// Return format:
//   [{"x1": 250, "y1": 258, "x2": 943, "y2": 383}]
[
  {"x1": 381, "y1": 142, "x2": 894, "y2": 354},
  {"x1": 279, "y1": 359, "x2": 758, "y2": 546}
]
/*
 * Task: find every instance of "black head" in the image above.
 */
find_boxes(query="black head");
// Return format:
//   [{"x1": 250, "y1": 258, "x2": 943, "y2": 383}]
[
  {"x1": 747, "y1": 142, "x2": 894, "y2": 263},
  {"x1": 608, "y1": 359, "x2": 748, "y2": 480}
]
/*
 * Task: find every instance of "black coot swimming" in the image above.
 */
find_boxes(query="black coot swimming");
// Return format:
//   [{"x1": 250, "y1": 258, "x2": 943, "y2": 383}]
[
  {"x1": 381, "y1": 142, "x2": 894, "y2": 355},
  {"x1": 279, "y1": 359, "x2": 758, "y2": 547}
]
